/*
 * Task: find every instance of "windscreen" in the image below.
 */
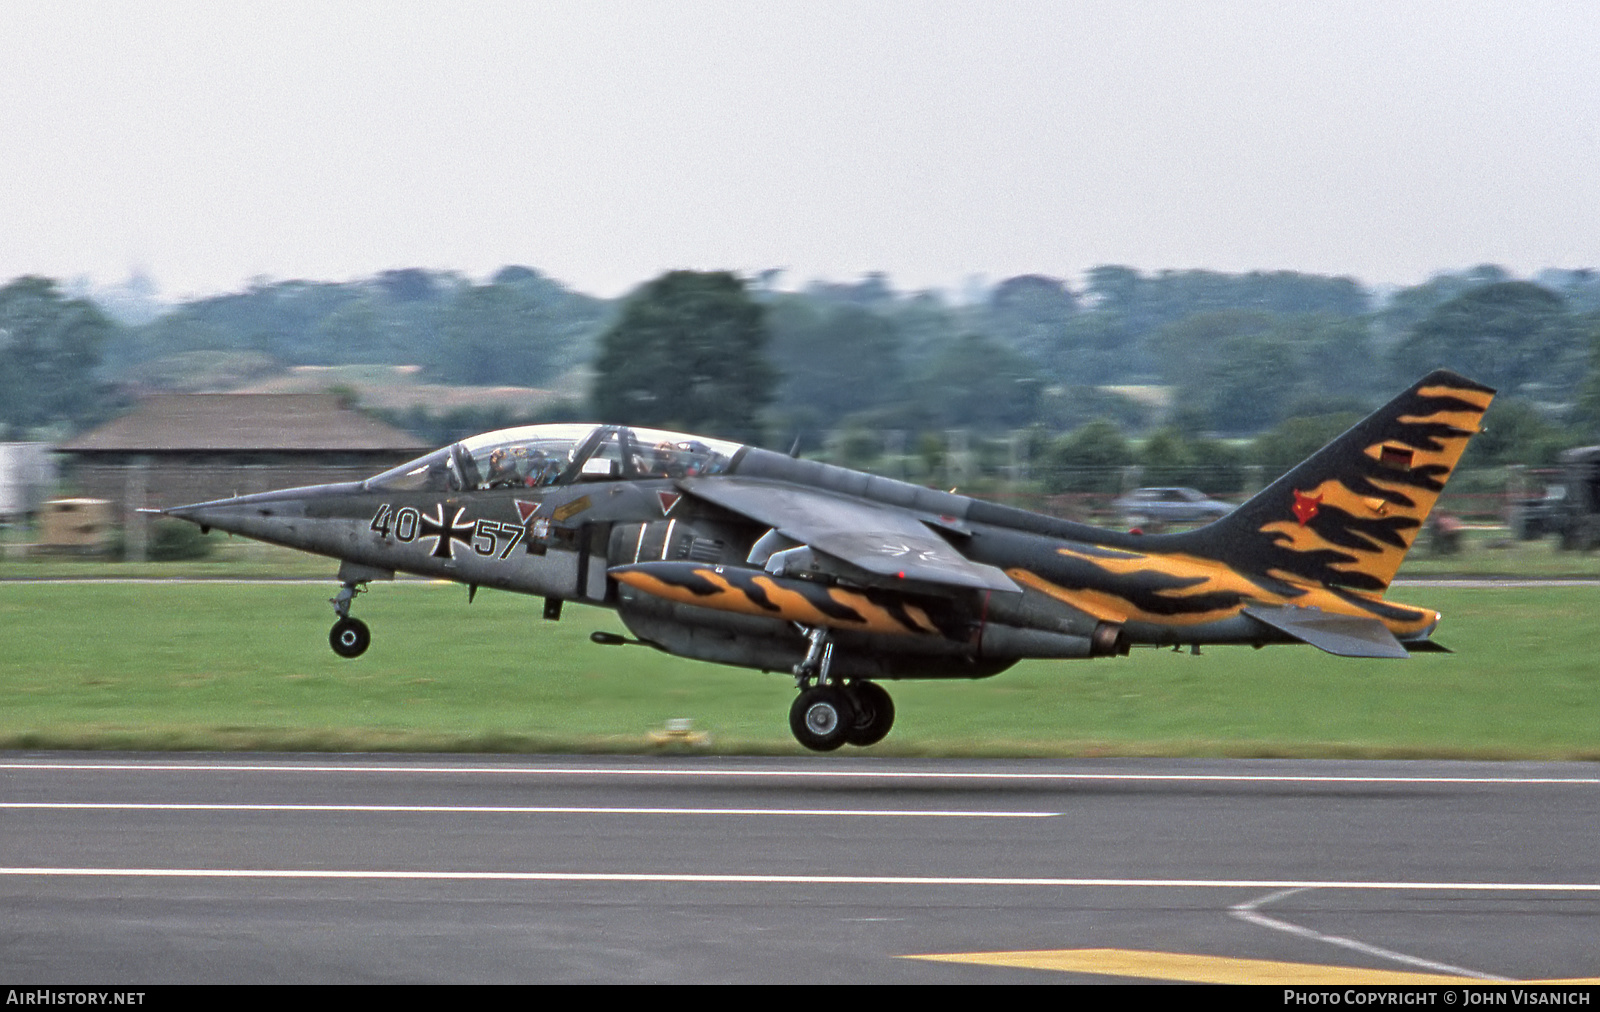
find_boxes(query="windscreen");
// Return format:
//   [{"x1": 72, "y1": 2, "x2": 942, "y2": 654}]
[{"x1": 365, "y1": 424, "x2": 743, "y2": 492}]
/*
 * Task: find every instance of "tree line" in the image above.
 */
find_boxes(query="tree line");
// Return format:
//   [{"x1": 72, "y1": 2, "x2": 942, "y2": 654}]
[
  {"x1": 3, "y1": 263, "x2": 1598, "y2": 478},
  {"x1": 588, "y1": 266, "x2": 1600, "y2": 477}
]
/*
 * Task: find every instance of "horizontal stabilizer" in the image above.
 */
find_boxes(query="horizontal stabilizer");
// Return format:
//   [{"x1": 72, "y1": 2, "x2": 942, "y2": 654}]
[{"x1": 1242, "y1": 605, "x2": 1410, "y2": 659}]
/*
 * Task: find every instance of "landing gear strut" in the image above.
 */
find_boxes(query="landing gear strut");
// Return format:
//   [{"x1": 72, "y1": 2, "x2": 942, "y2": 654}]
[
  {"x1": 787, "y1": 627, "x2": 896, "y2": 751},
  {"x1": 328, "y1": 580, "x2": 370, "y2": 658}
]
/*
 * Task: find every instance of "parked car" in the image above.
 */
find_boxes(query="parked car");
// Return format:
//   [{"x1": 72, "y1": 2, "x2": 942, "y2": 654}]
[
  {"x1": 1509, "y1": 446, "x2": 1600, "y2": 550},
  {"x1": 1114, "y1": 487, "x2": 1234, "y2": 528},
  {"x1": 1509, "y1": 484, "x2": 1567, "y2": 541}
]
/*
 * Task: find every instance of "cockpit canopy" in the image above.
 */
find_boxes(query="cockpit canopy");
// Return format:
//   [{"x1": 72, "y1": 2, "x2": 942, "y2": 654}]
[{"x1": 364, "y1": 424, "x2": 745, "y2": 494}]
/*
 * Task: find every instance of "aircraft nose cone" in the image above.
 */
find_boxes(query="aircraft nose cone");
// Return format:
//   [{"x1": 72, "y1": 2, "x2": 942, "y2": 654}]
[
  {"x1": 157, "y1": 480, "x2": 359, "y2": 548},
  {"x1": 161, "y1": 499, "x2": 254, "y2": 536},
  {"x1": 162, "y1": 503, "x2": 205, "y2": 522},
  {"x1": 160, "y1": 489, "x2": 314, "y2": 539}
]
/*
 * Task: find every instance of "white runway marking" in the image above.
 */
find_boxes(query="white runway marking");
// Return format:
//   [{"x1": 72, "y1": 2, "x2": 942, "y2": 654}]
[
  {"x1": 1231, "y1": 887, "x2": 1513, "y2": 982},
  {"x1": 5, "y1": 760, "x2": 1597, "y2": 785},
  {"x1": 1, "y1": 868, "x2": 1596, "y2": 890},
  {"x1": 0, "y1": 802, "x2": 1054, "y2": 819}
]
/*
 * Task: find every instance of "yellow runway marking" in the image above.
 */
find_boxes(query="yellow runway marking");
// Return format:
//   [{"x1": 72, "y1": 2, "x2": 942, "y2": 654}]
[{"x1": 903, "y1": 948, "x2": 1600, "y2": 985}]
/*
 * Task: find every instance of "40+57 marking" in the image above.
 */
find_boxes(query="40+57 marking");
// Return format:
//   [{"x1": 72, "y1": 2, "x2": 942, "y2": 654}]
[{"x1": 369, "y1": 504, "x2": 526, "y2": 561}]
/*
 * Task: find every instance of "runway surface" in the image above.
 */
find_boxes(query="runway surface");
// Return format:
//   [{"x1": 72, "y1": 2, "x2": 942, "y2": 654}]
[{"x1": 3, "y1": 753, "x2": 1598, "y2": 984}]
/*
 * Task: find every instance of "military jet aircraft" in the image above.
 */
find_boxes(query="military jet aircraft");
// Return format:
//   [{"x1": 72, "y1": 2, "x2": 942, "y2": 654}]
[{"x1": 163, "y1": 369, "x2": 1493, "y2": 751}]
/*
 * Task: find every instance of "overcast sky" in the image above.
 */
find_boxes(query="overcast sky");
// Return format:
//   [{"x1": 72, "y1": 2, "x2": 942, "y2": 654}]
[{"x1": 2, "y1": 1, "x2": 1596, "y2": 300}]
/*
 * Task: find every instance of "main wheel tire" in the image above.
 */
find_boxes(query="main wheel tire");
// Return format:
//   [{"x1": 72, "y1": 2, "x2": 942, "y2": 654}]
[
  {"x1": 329, "y1": 617, "x2": 371, "y2": 658},
  {"x1": 844, "y1": 681, "x2": 895, "y2": 747},
  {"x1": 789, "y1": 686, "x2": 856, "y2": 752}
]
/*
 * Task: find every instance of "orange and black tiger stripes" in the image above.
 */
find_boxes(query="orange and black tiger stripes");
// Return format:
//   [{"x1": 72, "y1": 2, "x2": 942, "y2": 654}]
[{"x1": 1171, "y1": 369, "x2": 1494, "y2": 593}]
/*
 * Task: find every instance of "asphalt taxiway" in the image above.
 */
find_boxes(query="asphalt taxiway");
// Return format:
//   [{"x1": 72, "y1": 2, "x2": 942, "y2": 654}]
[{"x1": 2, "y1": 753, "x2": 1597, "y2": 983}]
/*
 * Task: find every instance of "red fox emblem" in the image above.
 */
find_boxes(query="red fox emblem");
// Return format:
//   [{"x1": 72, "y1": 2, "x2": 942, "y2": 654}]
[{"x1": 1291, "y1": 489, "x2": 1322, "y2": 525}]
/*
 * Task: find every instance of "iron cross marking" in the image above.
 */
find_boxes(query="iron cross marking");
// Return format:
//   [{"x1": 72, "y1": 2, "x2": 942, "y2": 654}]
[
  {"x1": 875, "y1": 542, "x2": 942, "y2": 562},
  {"x1": 419, "y1": 505, "x2": 475, "y2": 560}
]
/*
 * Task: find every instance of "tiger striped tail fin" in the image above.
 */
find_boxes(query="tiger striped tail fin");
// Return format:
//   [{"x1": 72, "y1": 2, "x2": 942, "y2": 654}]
[{"x1": 1180, "y1": 370, "x2": 1495, "y2": 594}]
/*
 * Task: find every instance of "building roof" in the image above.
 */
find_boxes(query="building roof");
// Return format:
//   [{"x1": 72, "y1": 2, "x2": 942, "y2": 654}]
[{"x1": 60, "y1": 394, "x2": 430, "y2": 453}]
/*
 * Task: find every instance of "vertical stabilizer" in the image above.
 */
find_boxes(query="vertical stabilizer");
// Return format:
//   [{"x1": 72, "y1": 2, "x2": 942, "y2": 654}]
[{"x1": 1178, "y1": 369, "x2": 1495, "y2": 593}]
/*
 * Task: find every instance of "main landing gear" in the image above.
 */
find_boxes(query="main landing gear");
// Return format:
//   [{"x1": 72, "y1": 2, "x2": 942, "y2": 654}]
[
  {"x1": 787, "y1": 627, "x2": 896, "y2": 752},
  {"x1": 328, "y1": 580, "x2": 370, "y2": 658}
]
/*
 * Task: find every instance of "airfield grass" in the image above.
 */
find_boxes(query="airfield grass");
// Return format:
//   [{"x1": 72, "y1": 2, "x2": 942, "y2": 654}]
[
  {"x1": 0, "y1": 537, "x2": 337, "y2": 580},
  {"x1": 0, "y1": 581, "x2": 1595, "y2": 759}
]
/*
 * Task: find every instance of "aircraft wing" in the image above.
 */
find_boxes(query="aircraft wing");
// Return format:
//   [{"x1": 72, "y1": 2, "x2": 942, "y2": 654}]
[
  {"x1": 678, "y1": 476, "x2": 1019, "y2": 594},
  {"x1": 1242, "y1": 605, "x2": 1411, "y2": 659}
]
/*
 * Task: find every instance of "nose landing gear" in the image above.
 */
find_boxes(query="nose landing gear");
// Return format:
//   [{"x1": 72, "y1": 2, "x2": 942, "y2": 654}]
[{"x1": 328, "y1": 580, "x2": 370, "y2": 658}]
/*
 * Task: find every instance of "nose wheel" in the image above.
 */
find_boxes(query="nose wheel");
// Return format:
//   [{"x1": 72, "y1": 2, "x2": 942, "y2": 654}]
[{"x1": 329, "y1": 617, "x2": 371, "y2": 658}]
